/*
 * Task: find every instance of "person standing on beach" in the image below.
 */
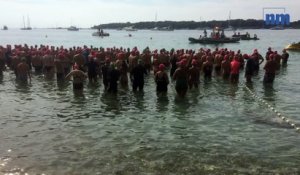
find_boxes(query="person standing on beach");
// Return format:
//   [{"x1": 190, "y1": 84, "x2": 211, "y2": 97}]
[
  {"x1": 16, "y1": 58, "x2": 31, "y2": 82},
  {"x1": 155, "y1": 64, "x2": 169, "y2": 94},
  {"x1": 173, "y1": 59, "x2": 188, "y2": 97},
  {"x1": 188, "y1": 59, "x2": 200, "y2": 89},
  {"x1": 263, "y1": 55, "x2": 277, "y2": 84},
  {"x1": 281, "y1": 49, "x2": 289, "y2": 66},
  {"x1": 5, "y1": 45, "x2": 12, "y2": 68},
  {"x1": 65, "y1": 64, "x2": 87, "y2": 91},
  {"x1": 31, "y1": 51, "x2": 43, "y2": 73},
  {"x1": 55, "y1": 54, "x2": 66, "y2": 81},
  {"x1": 202, "y1": 55, "x2": 213, "y2": 80},
  {"x1": 118, "y1": 56, "x2": 129, "y2": 88},
  {"x1": 251, "y1": 49, "x2": 264, "y2": 73},
  {"x1": 142, "y1": 48, "x2": 152, "y2": 73},
  {"x1": 0, "y1": 48, "x2": 6, "y2": 76},
  {"x1": 87, "y1": 55, "x2": 98, "y2": 83},
  {"x1": 265, "y1": 47, "x2": 273, "y2": 61},
  {"x1": 43, "y1": 50, "x2": 55, "y2": 76},
  {"x1": 244, "y1": 54, "x2": 255, "y2": 83},
  {"x1": 214, "y1": 52, "x2": 223, "y2": 75},
  {"x1": 102, "y1": 58, "x2": 111, "y2": 91},
  {"x1": 221, "y1": 55, "x2": 231, "y2": 79},
  {"x1": 230, "y1": 56, "x2": 240, "y2": 83},
  {"x1": 273, "y1": 51, "x2": 282, "y2": 70},
  {"x1": 73, "y1": 53, "x2": 86, "y2": 72},
  {"x1": 130, "y1": 59, "x2": 147, "y2": 92},
  {"x1": 107, "y1": 63, "x2": 120, "y2": 93},
  {"x1": 169, "y1": 50, "x2": 178, "y2": 77}
]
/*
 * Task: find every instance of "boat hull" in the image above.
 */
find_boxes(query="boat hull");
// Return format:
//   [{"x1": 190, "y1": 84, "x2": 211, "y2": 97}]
[
  {"x1": 285, "y1": 43, "x2": 300, "y2": 51},
  {"x1": 240, "y1": 37, "x2": 259, "y2": 41},
  {"x1": 188, "y1": 37, "x2": 240, "y2": 44},
  {"x1": 92, "y1": 32, "x2": 110, "y2": 37},
  {"x1": 67, "y1": 29, "x2": 79, "y2": 31}
]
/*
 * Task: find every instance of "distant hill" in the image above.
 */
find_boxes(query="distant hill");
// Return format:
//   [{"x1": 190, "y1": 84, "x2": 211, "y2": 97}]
[{"x1": 92, "y1": 19, "x2": 300, "y2": 30}]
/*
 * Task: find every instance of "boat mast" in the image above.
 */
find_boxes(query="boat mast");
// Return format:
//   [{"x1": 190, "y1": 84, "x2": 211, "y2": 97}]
[
  {"x1": 27, "y1": 15, "x2": 31, "y2": 28},
  {"x1": 155, "y1": 12, "x2": 157, "y2": 28},
  {"x1": 23, "y1": 16, "x2": 26, "y2": 29},
  {"x1": 228, "y1": 11, "x2": 231, "y2": 27}
]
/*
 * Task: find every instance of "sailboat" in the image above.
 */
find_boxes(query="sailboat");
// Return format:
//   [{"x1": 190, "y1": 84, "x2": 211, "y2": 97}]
[
  {"x1": 224, "y1": 11, "x2": 235, "y2": 31},
  {"x1": 21, "y1": 16, "x2": 32, "y2": 30},
  {"x1": 151, "y1": 12, "x2": 174, "y2": 31}
]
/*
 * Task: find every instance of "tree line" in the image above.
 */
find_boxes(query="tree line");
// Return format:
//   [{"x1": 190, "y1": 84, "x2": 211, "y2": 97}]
[{"x1": 92, "y1": 19, "x2": 300, "y2": 30}]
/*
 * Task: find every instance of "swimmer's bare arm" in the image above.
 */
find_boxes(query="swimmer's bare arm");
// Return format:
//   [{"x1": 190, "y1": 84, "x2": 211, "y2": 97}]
[
  {"x1": 65, "y1": 71, "x2": 74, "y2": 80},
  {"x1": 165, "y1": 72, "x2": 169, "y2": 84},
  {"x1": 173, "y1": 69, "x2": 178, "y2": 80},
  {"x1": 28, "y1": 68, "x2": 31, "y2": 82},
  {"x1": 81, "y1": 72, "x2": 88, "y2": 78},
  {"x1": 259, "y1": 55, "x2": 264, "y2": 65}
]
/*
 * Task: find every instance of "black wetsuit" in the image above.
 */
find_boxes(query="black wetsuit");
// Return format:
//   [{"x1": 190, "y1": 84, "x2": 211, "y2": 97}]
[
  {"x1": 282, "y1": 52, "x2": 289, "y2": 65},
  {"x1": 131, "y1": 64, "x2": 147, "y2": 91},
  {"x1": 5, "y1": 50, "x2": 12, "y2": 68},
  {"x1": 245, "y1": 58, "x2": 255, "y2": 77},
  {"x1": 203, "y1": 63, "x2": 213, "y2": 79},
  {"x1": 156, "y1": 74, "x2": 168, "y2": 92},
  {"x1": 0, "y1": 59, "x2": 5, "y2": 76},
  {"x1": 87, "y1": 60, "x2": 98, "y2": 82},
  {"x1": 108, "y1": 68, "x2": 120, "y2": 93},
  {"x1": 170, "y1": 56, "x2": 177, "y2": 77},
  {"x1": 102, "y1": 64, "x2": 111, "y2": 90},
  {"x1": 264, "y1": 60, "x2": 277, "y2": 83}
]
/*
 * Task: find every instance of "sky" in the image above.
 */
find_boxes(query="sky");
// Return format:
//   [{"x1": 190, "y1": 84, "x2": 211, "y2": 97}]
[{"x1": 0, "y1": 0, "x2": 299, "y2": 28}]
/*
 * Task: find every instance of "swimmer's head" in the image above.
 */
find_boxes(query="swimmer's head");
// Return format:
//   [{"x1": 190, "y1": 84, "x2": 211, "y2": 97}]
[{"x1": 159, "y1": 64, "x2": 165, "y2": 71}]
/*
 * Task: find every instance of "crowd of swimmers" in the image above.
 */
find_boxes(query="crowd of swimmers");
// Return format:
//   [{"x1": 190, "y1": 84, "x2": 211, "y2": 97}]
[{"x1": 0, "y1": 44, "x2": 289, "y2": 97}]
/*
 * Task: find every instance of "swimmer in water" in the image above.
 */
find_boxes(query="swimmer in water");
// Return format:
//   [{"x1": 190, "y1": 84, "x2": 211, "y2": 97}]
[
  {"x1": 155, "y1": 64, "x2": 169, "y2": 94},
  {"x1": 65, "y1": 64, "x2": 87, "y2": 90},
  {"x1": 16, "y1": 58, "x2": 31, "y2": 83},
  {"x1": 173, "y1": 59, "x2": 188, "y2": 97}
]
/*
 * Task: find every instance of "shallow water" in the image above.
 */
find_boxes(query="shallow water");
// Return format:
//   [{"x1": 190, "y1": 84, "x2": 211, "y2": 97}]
[{"x1": 0, "y1": 29, "x2": 300, "y2": 174}]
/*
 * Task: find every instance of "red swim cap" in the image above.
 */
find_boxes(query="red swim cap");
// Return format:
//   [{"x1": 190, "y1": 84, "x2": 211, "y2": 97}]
[
  {"x1": 73, "y1": 63, "x2": 79, "y2": 70},
  {"x1": 243, "y1": 54, "x2": 249, "y2": 59},
  {"x1": 192, "y1": 59, "x2": 197, "y2": 65},
  {"x1": 159, "y1": 64, "x2": 165, "y2": 71},
  {"x1": 224, "y1": 55, "x2": 229, "y2": 60}
]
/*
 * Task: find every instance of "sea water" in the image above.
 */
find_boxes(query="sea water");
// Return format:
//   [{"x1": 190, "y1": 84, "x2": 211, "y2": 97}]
[{"x1": 0, "y1": 29, "x2": 300, "y2": 174}]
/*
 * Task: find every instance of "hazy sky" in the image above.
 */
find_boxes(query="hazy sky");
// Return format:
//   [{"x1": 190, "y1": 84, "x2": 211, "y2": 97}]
[{"x1": 1, "y1": 0, "x2": 299, "y2": 28}]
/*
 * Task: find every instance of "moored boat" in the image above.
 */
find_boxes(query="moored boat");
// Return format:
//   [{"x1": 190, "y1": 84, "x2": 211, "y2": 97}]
[
  {"x1": 240, "y1": 37, "x2": 259, "y2": 41},
  {"x1": 285, "y1": 42, "x2": 300, "y2": 51},
  {"x1": 232, "y1": 32, "x2": 259, "y2": 41},
  {"x1": 151, "y1": 26, "x2": 174, "y2": 31},
  {"x1": 123, "y1": 26, "x2": 137, "y2": 31},
  {"x1": 67, "y1": 26, "x2": 79, "y2": 31},
  {"x1": 92, "y1": 29, "x2": 109, "y2": 37},
  {"x1": 2, "y1": 25, "x2": 8, "y2": 30},
  {"x1": 189, "y1": 27, "x2": 240, "y2": 44},
  {"x1": 270, "y1": 26, "x2": 284, "y2": 30},
  {"x1": 189, "y1": 37, "x2": 240, "y2": 44}
]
